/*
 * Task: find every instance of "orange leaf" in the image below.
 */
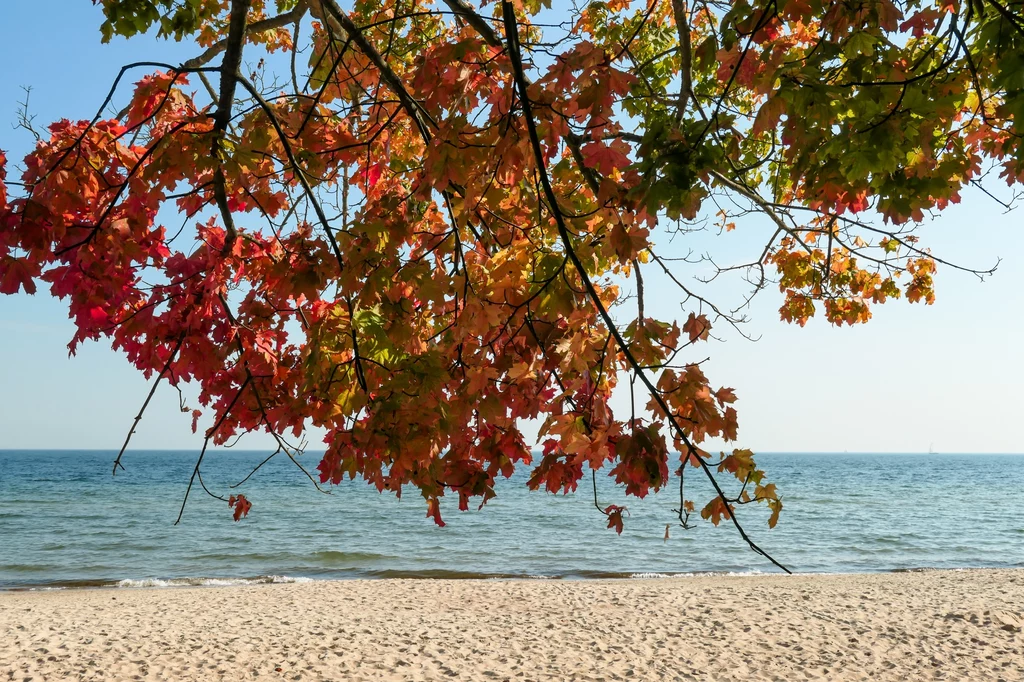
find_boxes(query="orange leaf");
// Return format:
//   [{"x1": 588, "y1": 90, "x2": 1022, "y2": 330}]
[
  {"x1": 682, "y1": 313, "x2": 711, "y2": 342},
  {"x1": 228, "y1": 494, "x2": 252, "y2": 521}
]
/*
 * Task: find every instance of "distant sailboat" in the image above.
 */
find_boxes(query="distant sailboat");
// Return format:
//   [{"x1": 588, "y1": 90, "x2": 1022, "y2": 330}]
[{"x1": 928, "y1": 442, "x2": 936, "y2": 454}]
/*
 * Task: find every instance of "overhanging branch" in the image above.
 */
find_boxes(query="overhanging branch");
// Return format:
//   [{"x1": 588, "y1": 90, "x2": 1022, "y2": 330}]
[{"x1": 501, "y1": 0, "x2": 790, "y2": 573}]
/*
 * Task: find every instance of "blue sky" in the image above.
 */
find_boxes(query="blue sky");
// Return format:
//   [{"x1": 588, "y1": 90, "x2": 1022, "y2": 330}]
[{"x1": 0, "y1": 1, "x2": 1021, "y2": 453}]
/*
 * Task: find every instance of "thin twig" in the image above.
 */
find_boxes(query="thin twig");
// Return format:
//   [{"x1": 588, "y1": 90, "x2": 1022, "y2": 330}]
[{"x1": 113, "y1": 336, "x2": 185, "y2": 475}]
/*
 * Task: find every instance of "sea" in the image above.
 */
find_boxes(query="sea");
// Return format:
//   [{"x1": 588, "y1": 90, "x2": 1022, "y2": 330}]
[{"x1": 1, "y1": 450, "x2": 1022, "y2": 590}]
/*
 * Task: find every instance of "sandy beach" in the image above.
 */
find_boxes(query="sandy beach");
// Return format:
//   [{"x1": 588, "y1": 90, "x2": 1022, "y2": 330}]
[{"x1": 1, "y1": 569, "x2": 1022, "y2": 681}]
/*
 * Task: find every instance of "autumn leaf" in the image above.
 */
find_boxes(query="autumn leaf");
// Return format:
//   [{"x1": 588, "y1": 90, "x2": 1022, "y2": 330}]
[
  {"x1": 700, "y1": 497, "x2": 732, "y2": 526},
  {"x1": 581, "y1": 140, "x2": 632, "y2": 176},
  {"x1": 682, "y1": 313, "x2": 711, "y2": 343},
  {"x1": 604, "y1": 505, "x2": 628, "y2": 534},
  {"x1": 0, "y1": 257, "x2": 37, "y2": 295},
  {"x1": 228, "y1": 494, "x2": 252, "y2": 521},
  {"x1": 718, "y1": 448, "x2": 757, "y2": 482},
  {"x1": 751, "y1": 95, "x2": 786, "y2": 137},
  {"x1": 767, "y1": 499, "x2": 783, "y2": 529},
  {"x1": 426, "y1": 498, "x2": 446, "y2": 528},
  {"x1": 684, "y1": 450, "x2": 704, "y2": 468}
]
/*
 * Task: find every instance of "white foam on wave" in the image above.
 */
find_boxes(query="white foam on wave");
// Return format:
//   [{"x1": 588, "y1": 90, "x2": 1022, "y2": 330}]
[
  {"x1": 115, "y1": 575, "x2": 315, "y2": 588},
  {"x1": 268, "y1": 575, "x2": 315, "y2": 584},
  {"x1": 116, "y1": 578, "x2": 178, "y2": 588},
  {"x1": 629, "y1": 572, "x2": 677, "y2": 579},
  {"x1": 628, "y1": 570, "x2": 769, "y2": 579}
]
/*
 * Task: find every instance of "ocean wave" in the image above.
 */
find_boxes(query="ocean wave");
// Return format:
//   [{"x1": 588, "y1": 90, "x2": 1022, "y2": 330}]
[
  {"x1": 1, "y1": 564, "x2": 53, "y2": 573},
  {"x1": 628, "y1": 570, "x2": 767, "y2": 579},
  {"x1": 629, "y1": 572, "x2": 679, "y2": 579},
  {"x1": 115, "y1": 575, "x2": 315, "y2": 588},
  {"x1": 312, "y1": 550, "x2": 396, "y2": 563}
]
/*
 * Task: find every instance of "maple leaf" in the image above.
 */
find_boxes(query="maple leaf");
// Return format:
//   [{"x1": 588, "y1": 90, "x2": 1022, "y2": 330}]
[
  {"x1": 899, "y1": 8, "x2": 943, "y2": 38},
  {"x1": 684, "y1": 451, "x2": 704, "y2": 468},
  {"x1": 228, "y1": 494, "x2": 252, "y2": 521},
  {"x1": 682, "y1": 313, "x2": 711, "y2": 342},
  {"x1": 317, "y1": 451, "x2": 346, "y2": 485},
  {"x1": 751, "y1": 95, "x2": 786, "y2": 137},
  {"x1": 715, "y1": 387, "x2": 737, "y2": 406},
  {"x1": 581, "y1": 140, "x2": 632, "y2": 176},
  {"x1": 718, "y1": 448, "x2": 757, "y2": 482},
  {"x1": 0, "y1": 257, "x2": 38, "y2": 295},
  {"x1": 426, "y1": 497, "x2": 446, "y2": 527},
  {"x1": 767, "y1": 499, "x2": 783, "y2": 529},
  {"x1": 700, "y1": 497, "x2": 732, "y2": 526},
  {"x1": 604, "y1": 505, "x2": 628, "y2": 534}
]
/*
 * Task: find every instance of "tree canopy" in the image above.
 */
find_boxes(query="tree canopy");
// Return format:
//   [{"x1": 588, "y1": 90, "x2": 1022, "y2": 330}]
[{"x1": 1, "y1": 0, "x2": 1019, "y2": 569}]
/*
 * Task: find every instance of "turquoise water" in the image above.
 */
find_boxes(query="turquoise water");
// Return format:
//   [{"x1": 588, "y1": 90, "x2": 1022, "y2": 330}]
[{"x1": 1, "y1": 450, "x2": 1022, "y2": 588}]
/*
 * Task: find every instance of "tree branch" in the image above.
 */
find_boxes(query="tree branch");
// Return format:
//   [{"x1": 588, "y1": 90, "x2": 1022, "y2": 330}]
[
  {"x1": 112, "y1": 336, "x2": 185, "y2": 475},
  {"x1": 501, "y1": 0, "x2": 790, "y2": 573},
  {"x1": 212, "y1": 0, "x2": 252, "y2": 254},
  {"x1": 181, "y1": 5, "x2": 309, "y2": 69},
  {"x1": 671, "y1": 0, "x2": 693, "y2": 120},
  {"x1": 312, "y1": 0, "x2": 435, "y2": 141}
]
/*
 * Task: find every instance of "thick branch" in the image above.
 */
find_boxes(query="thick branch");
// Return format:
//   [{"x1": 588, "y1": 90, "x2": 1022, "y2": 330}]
[
  {"x1": 441, "y1": 0, "x2": 602, "y2": 198},
  {"x1": 671, "y1": 0, "x2": 693, "y2": 120},
  {"x1": 442, "y1": 0, "x2": 503, "y2": 46},
  {"x1": 312, "y1": 0, "x2": 435, "y2": 141},
  {"x1": 212, "y1": 0, "x2": 252, "y2": 254},
  {"x1": 181, "y1": 4, "x2": 308, "y2": 69}
]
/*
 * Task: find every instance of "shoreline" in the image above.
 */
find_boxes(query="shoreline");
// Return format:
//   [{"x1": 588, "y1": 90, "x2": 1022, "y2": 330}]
[
  {"x1": 3, "y1": 568, "x2": 1022, "y2": 680},
  {"x1": 0, "y1": 565, "x2": 1009, "y2": 592}
]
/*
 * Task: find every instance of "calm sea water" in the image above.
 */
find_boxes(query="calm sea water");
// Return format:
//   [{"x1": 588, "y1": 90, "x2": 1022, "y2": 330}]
[{"x1": 1, "y1": 450, "x2": 1022, "y2": 589}]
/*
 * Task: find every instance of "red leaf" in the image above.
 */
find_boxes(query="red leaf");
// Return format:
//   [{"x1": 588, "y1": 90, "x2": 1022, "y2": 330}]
[
  {"x1": 581, "y1": 140, "x2": 631, "y2": 175},
  {"x1": 0, "y1": 257, "x2": 37, "y2": 295},
  {"x1": 361, "y1": 161, "x2": 384, "y2": 189},
  {"x1": 228, "y1": 494, "x2": 252, "y2": 521},
  {"x1": 604, "y1": 504, "x2": 628, "y2": 534},
  {"x1": 426, "y1": 497, "x2": 446, "y2": 527}
]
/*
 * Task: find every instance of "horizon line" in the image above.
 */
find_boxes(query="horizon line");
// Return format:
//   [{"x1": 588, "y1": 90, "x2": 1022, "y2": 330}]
[{"x1": 2, "y1": 449, "x2": 1023, "y2": 456}]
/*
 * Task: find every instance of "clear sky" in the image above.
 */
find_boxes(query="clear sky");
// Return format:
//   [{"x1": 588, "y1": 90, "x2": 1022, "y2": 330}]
[{"x1": 0, "y1": 1, "x2": 1021, "y2": 453}]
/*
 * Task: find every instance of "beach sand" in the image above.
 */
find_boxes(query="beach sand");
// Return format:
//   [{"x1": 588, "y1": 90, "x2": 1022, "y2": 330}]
[{"x1": 1, "y1": 569, "x2": 1022, "y2": 681}]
